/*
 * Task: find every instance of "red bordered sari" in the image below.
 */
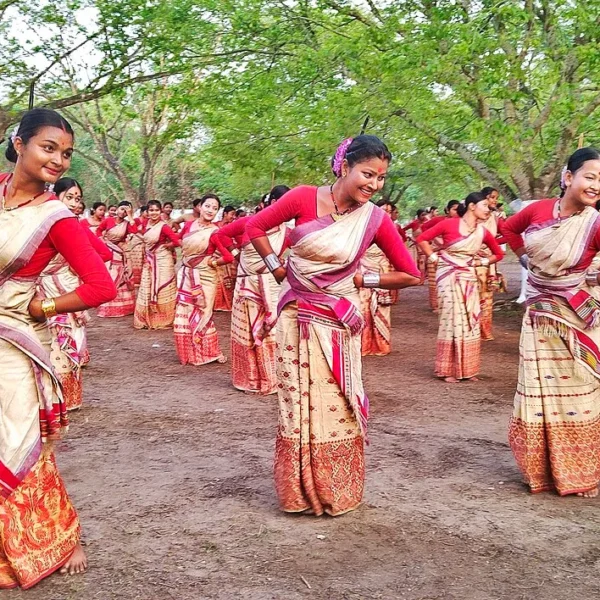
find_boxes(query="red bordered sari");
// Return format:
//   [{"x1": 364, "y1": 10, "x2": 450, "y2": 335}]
[
  {"x1": 274, "y1": 202, "x2": 384, "y2": 516},
  {"x1": 509, "y1": 204, "x2": 600, "y2": 495},
  {"x1": 0, "y1": 201, "x2": 79, "y2": 590}
]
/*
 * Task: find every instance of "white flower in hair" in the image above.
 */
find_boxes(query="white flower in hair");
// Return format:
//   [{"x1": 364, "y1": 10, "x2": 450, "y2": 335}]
[{"x1": 9, "y1": 125, "x2": 19, "y2": 143}]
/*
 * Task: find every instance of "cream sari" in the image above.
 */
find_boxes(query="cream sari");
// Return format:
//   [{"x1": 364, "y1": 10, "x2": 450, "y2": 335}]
[
  {"x1": 0, "y1": 200, "x2": 79, "y2": 590},
  {"x1": 133, "y1": 223, "x2": 177, "y2": 329},
  {"x1": 509, "y1": 203, "x2": 600, "y2": 495},
  {"x1": 231, "y1": 225, "x2": 286, "y2": 394},
  {"x1": 434, "y1": 225, "x2": 485, "y2": 380},
  {"x1": 98, "y1": 220, "x2": 135, "y2": 318},
  {"x1": 173, "y1": 222, "x2": 222, "y2": 365},
  {"x1": 274, "y1": 201, "x2": 385, "y2": 516},
  {"x1": 359, "y1": 244, "x2": 394, "y2": 356}
]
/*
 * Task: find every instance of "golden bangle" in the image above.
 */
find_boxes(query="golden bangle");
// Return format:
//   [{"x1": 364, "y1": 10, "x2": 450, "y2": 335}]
[{"x1": 40, "y1": 298, "x2": 57, "y2": 319}]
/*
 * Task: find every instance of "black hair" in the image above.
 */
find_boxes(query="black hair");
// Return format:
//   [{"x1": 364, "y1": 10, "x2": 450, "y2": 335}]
[
  {"x1": 480, "y1": 186, "x2": 498, "y2": 197},
  {"x1": 147, "y1": 200, "x2": 162, "y2": 210},
  {"x1": 163, "y1": 201, "x2": 174, "y2": 208},
  {"x1": 559, "y1": 147, "x2": 600, "y2": 197},
  {"x1": 332, "y1": 135, "x2": 392, "y2": 175},
  {"x1": 235, "y1": 208, "x2": 247, "y2": 217},
  {"x1": 91, "y1": 201, "x2": 106, "y2": 214},
  {"x1": 78, "y1": 200, "x2": 86, "y2": 209},
  {"x1": 416, "y1": 208, "x2": 427, "y2": 218},
  {"x1": 429, "y1": 206, "x2": 438, "y2": 212},
  {"x1": 54, "y1": 177, "x2": 82, "y2": 198},
  {"x1": 5, "y1": 108, "x2": 74, "y2": 163},
  {"x1": 193, "y1": 194, "x2": 221, "y2": 209},
  {"x1": 376, "y1": 199, "x2": 392, "y2": 207},
  {"x1": 108, "y1": 204, "x2": 117, "y2": 210},
  {"x1": 266, "y1": 185, "x2": 291, "y2": 206},
  {"x1": 445, "y1": 200, "x2": 460, "y2": 212},
  {"x1": 118, "y1": 201, "x2": 132, "y2": 208},
  {"x1": 139, "y1": 205, "x2": 148, "y2": 213},
  {"x1": 223, "y1": 205, "x2": 235, "y2": 213},
  {"x1": 457, "y1": 192, "x2": 486, "y2": 217}
]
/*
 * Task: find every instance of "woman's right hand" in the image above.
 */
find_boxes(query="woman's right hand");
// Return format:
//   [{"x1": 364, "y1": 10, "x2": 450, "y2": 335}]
[{"x1": 272, "y1": 266, "x2": 287, "y2": 283}]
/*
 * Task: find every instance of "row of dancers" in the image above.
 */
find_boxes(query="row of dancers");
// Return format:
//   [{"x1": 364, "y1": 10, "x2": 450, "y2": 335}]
[{"x1": 2, "y1": 107, "x2": 600, "y2": 592}]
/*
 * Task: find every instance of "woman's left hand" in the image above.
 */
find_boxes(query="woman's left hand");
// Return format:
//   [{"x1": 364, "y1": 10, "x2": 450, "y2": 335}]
[
  {"x1": 28, "y1": 298, "x2": 46, "y2": 322},
  {"x1": 353, "y1": 273, "x2": 363, "y2": 289}
]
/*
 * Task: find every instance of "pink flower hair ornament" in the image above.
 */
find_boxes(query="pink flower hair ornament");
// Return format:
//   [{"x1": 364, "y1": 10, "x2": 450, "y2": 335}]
[{"x1": 331, "y1": 137, "x2": 354, "y2": 177}]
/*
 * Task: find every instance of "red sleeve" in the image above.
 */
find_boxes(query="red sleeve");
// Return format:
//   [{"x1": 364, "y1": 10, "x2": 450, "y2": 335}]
[
  {"x1": 402, "y1": 219, "x2": 418, "y2": 233},
  {"x1": 416, "y1": 219, "x2": 451, "y2": 243},
  {"x1": 208, "y1": 232, "x2": 234, "y2": 263},
  {"x1": 47, "y1": 219, "x2": 116, "y2": 306},
  {"x1": 373, "y1": 215, "x2": 421, "y2": 277},
  {"x1": 85, "y1": 228, "x2": 112, "y2": 262},
  {"x1": 126, "y1": 220, "x2": 138, "y2": 234},
  {"x1": 421, "y1": 216, "x2": 444, "y2": 232},
  {"x1": 161, "y1": 224, "x2": 181, "y2": 246},
  {"x1": 482, "y1": 229, "x2": 504, "y2": 261},
  {"x1": 79, "y1": 219, "x2": 90, "y2": 230},
  {"x1": 96, "y1": 218, "x2": 110, "y2": 236},
  {"x1": 215, "y1": 217, "x2": 249, "y2": 248},
  {"x1": 502, "y1": 201, "x2": 552, "y2": 253},
  {"x1": 246, "y1": 186, "x2": 316, "y2": 239}
]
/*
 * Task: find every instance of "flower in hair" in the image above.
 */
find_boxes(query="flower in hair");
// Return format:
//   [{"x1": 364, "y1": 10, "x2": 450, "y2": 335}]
[
  {"x1": 332, "y1": 137, "x2": 353, "y2": 177},
  {"x1": 9, "y1": 124, "x2": 19, "y2": 143},
  {"x1": 559, "y1": 166, "x2": 568, "y2": 190}
]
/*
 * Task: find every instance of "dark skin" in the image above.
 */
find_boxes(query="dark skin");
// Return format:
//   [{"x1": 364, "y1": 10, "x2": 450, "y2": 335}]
[
  {"x1": 7, "y1": 125, "x2": 88, "y2": 573},
  {"x1": 252, "y1": 157, "x2": 420, "y2": 290}
]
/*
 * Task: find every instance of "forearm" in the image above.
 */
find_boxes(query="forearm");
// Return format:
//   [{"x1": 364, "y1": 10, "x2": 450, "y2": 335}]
[
  {"x1": 251, "y1": 235, "x2": 275, "y2": 258},
  {"x1": 417, "y1": 240, "x2": 434, "y2": 257},
  {"x1": 357, "y1": 271, "x2": 421, "y2": 290}
]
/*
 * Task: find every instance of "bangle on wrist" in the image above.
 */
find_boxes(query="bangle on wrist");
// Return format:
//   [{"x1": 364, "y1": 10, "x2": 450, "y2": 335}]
[
  {"x1": 586, "y1": 271, "x2": 599, "y2": 286},
  {"x1": 41, "y1": 298, "x2": 57, "y2": 319},
  {"x1": 427, "y1": 252, "x2": 438, "y2": 264},
  {"x1": 362, "y1": 272, "x2": 381, "y2": 288},
  {"x1": 231, "y1": 248, "x2": 240, "y2": 258},
  {"x1": 480, "y1": 257, "x2": 490, "y2": 267},
  {"x1": 263, "y1": 252, "x2": 281, "y2": 272}
]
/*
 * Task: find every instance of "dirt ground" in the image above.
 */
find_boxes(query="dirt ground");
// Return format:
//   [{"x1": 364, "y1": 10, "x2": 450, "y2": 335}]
[{"x1": 13, "y1": 257, "x2": 600, "y2": 600}]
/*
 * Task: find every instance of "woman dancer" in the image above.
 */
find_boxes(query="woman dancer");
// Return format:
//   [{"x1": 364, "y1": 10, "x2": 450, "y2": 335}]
[
  {"x1": 476, "y1": 186, "x2": 507, "y2": 340},
  {"x1": 216, "y1": 185, "x2": 290, "y2": 394},
  {"x1": 403, "y1": 208, "x2": 430, "y2": 279},
  {"x1": 96, "y1": 201, "x2": 138, "y2": 317},
  {"x1": 174, "y1": 195, "x2": 233, "y2": 365},
  {"x1": 247, "y1": 135, "x2": 420, "y2": 516},
  {"x1": 0, "y1": 109, "x2": 116, "y2": 589},
  {"x1": 214, "y1": 204, "x2": 238, "y2": 311},
  {"x1": 420, "y1": 200, "x2": 460, "y2": 312},
  {"x1": 81, "y1": 201, "x2": 106, "y2": 234},
  {"x1": 134, "y1": 200, "x2": 180, "y2": 329},
  {"x1": 417, "y1": 193, "x2": 503, "y2": 383},
  {"x1": 503, "y1": 148, "x2": 600, "y2": 497},
  {"x1": 128, "y1": 205, "x2": 148, "y2": 290},
  {"x1": 38, "y1": 178, "x2": 111, "y2": 410}
]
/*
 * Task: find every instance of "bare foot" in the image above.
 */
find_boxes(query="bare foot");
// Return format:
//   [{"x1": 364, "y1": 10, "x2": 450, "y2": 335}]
[
  {"x1": 244, "y1": 389, "x2": 260, "y2": 395},
  {"x1": 217, "y1": 354, "x2": 227, "y2": 364},
  {"x1": 60, "y1": 543, "x2": 87, "y2": 576},
  {"x1": 466, "y1": 376, "x2": 480, "y2": 382},
  {"x1": 443, "y1": 377, "x2": 460, "y2": 383},
  {"x1": 577, "y1": 487, "x2": 599, "y2": 498}
]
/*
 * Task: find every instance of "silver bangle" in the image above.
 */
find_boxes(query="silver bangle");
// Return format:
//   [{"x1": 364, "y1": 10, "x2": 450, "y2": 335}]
[
  {"x1": 480, "y1": 257, "x2": 490, "y2": 267},
  {"x1": 363, "y1": 272, "x2": 381, "y2": 288},
  {"x1": 263, "y1": 252, "x2": 281, "y2": 272},
  {"x1": 427, "y1": 252, "x2": 438, "y2": 264},
  {"x1": 586, "y1": 271, "x2": 599, "y2": 287},
  {"x1": 231, "y1": 248, "x2": 240, "y2": 257}
]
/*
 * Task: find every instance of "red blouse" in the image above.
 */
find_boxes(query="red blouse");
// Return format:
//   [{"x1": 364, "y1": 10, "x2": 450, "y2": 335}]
[
  {"x1": 141, "y1": 223, "x2": 181, "y2": 246},
  {"x1": 96, "y1": 217, "x2": 138, "y2": 236},
  {"x1": 246, "y1": 185, "x2": 420, "y2": 277},
  {"x1": 417, "y1": 218, "x2": 504, "y2": 261},
  {"x1": 179, "y1": 221, "x2": 234, "y2": 263},
  {"x1": 85, "y1": 228, "x2": 112, "y2": 262},
  {"x1": 214, "y1": 216, "x2": 251, "y2": 248},
  {"x1": 503, "y1": 198, "x2": 600, "y2": 269},
  {"x1": 421, "y1": 215, "x2": 447, "y2": 232},
  {"x1": 16, "y1": 216, "x2": 116, "y2": 306}
]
